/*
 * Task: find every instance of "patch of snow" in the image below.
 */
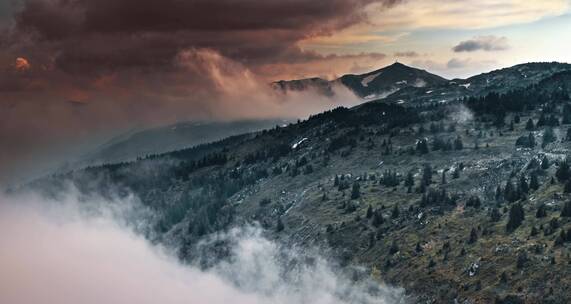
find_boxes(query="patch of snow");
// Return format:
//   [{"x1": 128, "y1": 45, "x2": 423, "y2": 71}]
[
  {"x1": 413, "y1": 78, "x2": 427, "y2": 87},
  {"x1": 395, "y1": 80, "x2": 408, "y2": 85},
  {"x1": 460, "y1": 83, "x2": 471, "y2": 89},
  {"x1": 425, "y1": 90, "x2": 433, "y2": 94},
  {"x1": 292, "y1": 138, "x2": 308, "y2": 149},
  {"x1": 361, "y1": 72, "x2": 382, "y2": 87},
  {"x1": 397, "y1": 100, "x2": 405, "y2": 104},
  {"x1": 469, "y1": 261, "x2": 480, "y2": 277},
  {"x1": 364, "y1": 94, "x2": 377, "y2": 100}
]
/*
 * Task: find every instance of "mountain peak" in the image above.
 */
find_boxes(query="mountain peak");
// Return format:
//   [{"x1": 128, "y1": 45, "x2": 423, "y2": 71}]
[{"x1": 388, "y1": 61, "x2": 407, "y2": 68}]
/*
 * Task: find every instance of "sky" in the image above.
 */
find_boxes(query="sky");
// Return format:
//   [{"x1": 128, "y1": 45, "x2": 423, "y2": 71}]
[{"x1": 0, "y1": 0, "x2": 570, "y2": 184}]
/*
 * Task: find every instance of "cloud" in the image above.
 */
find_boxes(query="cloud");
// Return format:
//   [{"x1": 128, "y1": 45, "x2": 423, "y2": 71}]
[
  {"x1": 452, "y1": 36, "x2": 510, "y2": 52},
  {"x1": 446, "y1": 58, "x2": 472, "y2": 69},
  {"x1": 394, "y1": 51, "x2": 420, "y2": 58},
  {"x1": 0, "y1": 189, "x2": 405, "y2": 304},
  {"x1": 410, "y1": 57, "x2": 497, "y2": 79},
  {"x1": 369, "y1": 0, "x2": 569, "y2": 30},
  {"x1": 5, "y1": 0, "x2": 401, "y2": 76}
]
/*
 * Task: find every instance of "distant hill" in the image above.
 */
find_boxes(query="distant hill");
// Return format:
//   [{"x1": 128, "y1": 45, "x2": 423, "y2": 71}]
[{"x1": 77, "y1": 119, "x2": 290, "y2": 166}]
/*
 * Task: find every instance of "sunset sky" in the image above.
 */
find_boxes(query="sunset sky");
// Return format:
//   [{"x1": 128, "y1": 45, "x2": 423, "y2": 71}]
[{"x1": 1, "y1": 0, "x2": 570, "y2": 183}]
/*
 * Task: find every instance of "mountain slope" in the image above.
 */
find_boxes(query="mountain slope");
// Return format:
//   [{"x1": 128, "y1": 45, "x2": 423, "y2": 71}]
[
  {"x1": 78, "y1": 119, "x2": 289, "y2": 166},
  {"x1": 27, "y1": 62, "x2": 571, "y2": 303}
]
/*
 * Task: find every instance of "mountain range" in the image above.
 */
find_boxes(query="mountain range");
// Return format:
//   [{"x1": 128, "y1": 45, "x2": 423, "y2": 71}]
[{"x1": 274, "y1": 62, "x2": 571, "y2": 102}]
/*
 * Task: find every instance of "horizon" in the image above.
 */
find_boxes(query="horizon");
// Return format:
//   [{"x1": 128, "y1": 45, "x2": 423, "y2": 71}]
[{"x1": 276, "y1": 60, "x2": 571, "y2": 82}]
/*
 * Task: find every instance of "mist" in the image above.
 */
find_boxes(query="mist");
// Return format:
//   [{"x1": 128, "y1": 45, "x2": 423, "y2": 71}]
[
  {"x1": 0, "y1": 189, "x2": 405, "y2": 304},
  {"x1": 0, "y1": 48, "x2": 364, "y2": 186}
]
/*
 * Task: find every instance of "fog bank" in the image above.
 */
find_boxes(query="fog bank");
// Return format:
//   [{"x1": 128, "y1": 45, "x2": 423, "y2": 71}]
[{"x1": 0, "y1": 191, "x2": 405, "y2": 304}]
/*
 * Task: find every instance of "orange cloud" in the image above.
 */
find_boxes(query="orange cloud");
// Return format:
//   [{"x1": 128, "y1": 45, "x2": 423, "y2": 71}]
[{"x1": 15, "y1": 57, "x2": 31, "y2": 71}]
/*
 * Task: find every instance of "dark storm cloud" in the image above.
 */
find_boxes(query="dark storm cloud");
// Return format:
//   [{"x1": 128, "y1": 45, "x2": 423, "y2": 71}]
[
  {"x1": 452, "y1": 35, "x2": 509, "y2": 52},
  {"x1": 8, "y1": 0, "x2": 402, "y2": 73}
]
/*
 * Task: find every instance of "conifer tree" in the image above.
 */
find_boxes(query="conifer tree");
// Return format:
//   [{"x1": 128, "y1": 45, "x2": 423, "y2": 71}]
[
  {"x1": 561, "y1": 200, "x2": 571, "y2": 217},
  {"x1": 506, "y1": 203, "x2": 525, "y2": 232}
]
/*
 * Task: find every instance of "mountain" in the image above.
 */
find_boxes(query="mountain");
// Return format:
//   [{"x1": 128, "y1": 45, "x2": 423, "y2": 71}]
[
  {"x1": 338, "y1": 62, "x2": 448, "y2": 98},
  {"x1": 274, "y1": 62, "x2": 448, "y2": 99},
  {"x1": 372, "y1": 62, "x2": 571, "y2": 106},
  {"x1": 27, "y1": 62, "x2": 571, "y2": 303},
  {"x1": 275, "y1": 62, "x2": 571, "y2": 105},
  {"x1": 76, "y1": 119, "x2": 290, "y2": 167}
]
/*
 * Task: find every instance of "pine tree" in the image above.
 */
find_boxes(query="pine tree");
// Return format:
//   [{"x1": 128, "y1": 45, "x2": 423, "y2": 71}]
[
  {"x1": 506, "y1": 203, "x2": 525, "y2": 232},
  {"x1": 391, "y1": 204, "x2": 400, "y2": 219},
  {"x1": 516, "y1": 252, "x2": 528, "y2": 269},
  {"x1": 452, "y1": 167, "x2": 460, "y2": 179},
  {"x1": 530, "y1": 172, "x2": 540, "y2": 191},
  {"x1": 412, "y1": 242, "x2": 422, "y2": 253},
  {"x1": 372, "y1": 210, "x2": 384, "y2": 227},
  {"x1": 514, "y1": 115, "x2": 521, "y2": 124},
  {"x1": 276, "y1": 217, "x2": 285, "y2": 232},
  {"x1": 504, "y1": 180, "x2": 518, "y2": 203},
  {"x1": 561, "y1": 200, "x2": 571, "y2": 217},
  {"x1": 468, "y1": 228, "x2": 478, "y2": 244},
  {"x1": 525, "y1": 119, "x2": 535, "y2": 130},
  {"x1": 454, "y1": 136, "x2": 463, "y2": 150},
  {"x1": 542, "y1": 127, "x2": 556, "y2": 148},
  {"x1": 405, "y1": 171, "x2": 414, "y2": 187},
  {"x1": 536, "y1": 203, "x2": 547, "y2": 218},
  {"x1": 351, "y1": 182, "x2": 361, "y2": 199},
  {"x1": 490, "y1": 208, "x2": 501, "y2": 222},
  {"x1": 466, "y1": 196, "x2": 481, "y2": 208},
  {"x1": 519, "y1": 176, "x2": 529, "y2": 194},
  {"x1": 366, "y1": 205, "x2": 373, "y2": 219},
  {"x1": 389, "y1": 240, "x2": 399, "y2": 255},
  {"x1": 422, "y1": 164, "x2": 433, "y2": 185},
  {"x1": 416, "y1": 139, "x2": 429, "y2": 154},
  {"x1": 528, "y1": 132, "x2": 536, "y2": 148},
  {"x1": 556, "y1": 159, "x2": 570, "y2": 181}
]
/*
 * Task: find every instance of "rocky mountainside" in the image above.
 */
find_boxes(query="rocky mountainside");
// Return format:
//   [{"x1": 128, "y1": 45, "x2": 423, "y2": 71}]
[{"x1": 28, "y1": 62, "x2": 571, "y2": 303}]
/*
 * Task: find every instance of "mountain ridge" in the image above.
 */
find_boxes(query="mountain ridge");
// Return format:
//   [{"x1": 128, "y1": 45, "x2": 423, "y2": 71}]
[{"x1": 274, "y1": 61, "x2": 571, "y2": 103}]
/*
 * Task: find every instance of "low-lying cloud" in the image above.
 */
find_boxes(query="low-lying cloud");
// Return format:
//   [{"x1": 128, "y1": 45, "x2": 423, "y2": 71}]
[
  {"x1": 452, "y1": 35, "x2": 510, "y2": 52},
  {"x1": 0, "y1": 189, "x2": 405, "y2": 304}
]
